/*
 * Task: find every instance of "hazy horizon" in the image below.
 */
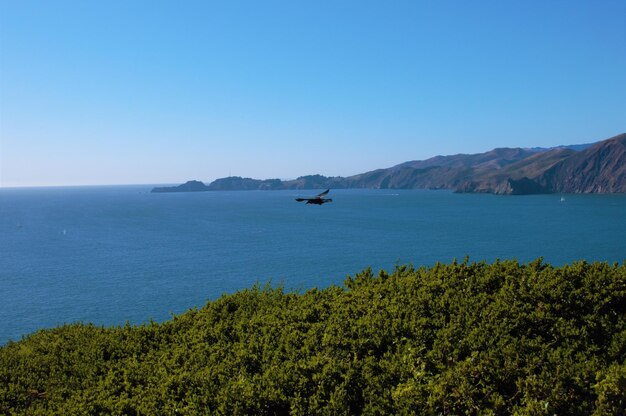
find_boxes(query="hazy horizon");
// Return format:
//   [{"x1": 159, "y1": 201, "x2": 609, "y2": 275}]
[{"x1": 2, "y1": 1, "x2": 625, "y2": 187}]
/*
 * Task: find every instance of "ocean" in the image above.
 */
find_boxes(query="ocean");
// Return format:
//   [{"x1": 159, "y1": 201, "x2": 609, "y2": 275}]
[{"x1": 1, "y1": 186, "x2": 625, "y2": 344}]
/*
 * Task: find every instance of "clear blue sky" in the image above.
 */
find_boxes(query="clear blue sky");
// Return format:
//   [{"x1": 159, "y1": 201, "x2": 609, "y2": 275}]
[{"x1": 1, "y1": 0, "x2": 624, "y2": 187}]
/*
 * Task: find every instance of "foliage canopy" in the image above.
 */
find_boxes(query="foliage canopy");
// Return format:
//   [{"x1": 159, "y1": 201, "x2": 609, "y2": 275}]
[{"x1": 2, "y1": 260, "x2": 626, "y2": 415}]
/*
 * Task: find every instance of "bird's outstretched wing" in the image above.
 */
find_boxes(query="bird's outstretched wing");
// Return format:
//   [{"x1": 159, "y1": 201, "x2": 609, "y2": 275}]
[{"x1": 295, "y1": 190, "x2": 330, "y2": 203}]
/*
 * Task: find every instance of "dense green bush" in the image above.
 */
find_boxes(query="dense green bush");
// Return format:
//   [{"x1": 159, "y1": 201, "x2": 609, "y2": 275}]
[{"x1": 2, "y1": 259, "x2": 626, "y2": 415}]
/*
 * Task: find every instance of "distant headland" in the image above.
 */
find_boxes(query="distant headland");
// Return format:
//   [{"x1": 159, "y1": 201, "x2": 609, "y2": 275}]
[
  {"x1": 152, "y1": 180, "x2": 209, "y2": 193},
  {"x1": 152, "y1": 133, "x2": 626, "y2": 195}
]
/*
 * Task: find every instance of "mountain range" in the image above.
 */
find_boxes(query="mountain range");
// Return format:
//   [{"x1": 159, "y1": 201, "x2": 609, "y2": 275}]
[{"x1": 152, "y1": 133, "x2": 626, "y2": 195}]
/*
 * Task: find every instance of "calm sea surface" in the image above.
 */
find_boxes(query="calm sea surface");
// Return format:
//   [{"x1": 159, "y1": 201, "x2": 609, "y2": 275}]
[{"x1": 1, "y1": 186, "x2": 625, "y2": 343}]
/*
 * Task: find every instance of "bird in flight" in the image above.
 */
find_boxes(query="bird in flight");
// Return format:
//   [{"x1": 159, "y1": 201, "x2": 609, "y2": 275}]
[{"x1": 295, "y1": 189, "x2": 333, "y2": 205}]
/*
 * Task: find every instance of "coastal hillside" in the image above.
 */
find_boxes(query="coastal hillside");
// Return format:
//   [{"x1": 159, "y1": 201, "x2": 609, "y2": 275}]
[
  {"x1": 536, "y1": 133, "x2": 626, "y2": 193},
  {"x1": 152, "y1": 133, "x2": 625, "y2": 194},
  {"x1": 2, "y1": 260, "x2": 626, "y2": 414}
]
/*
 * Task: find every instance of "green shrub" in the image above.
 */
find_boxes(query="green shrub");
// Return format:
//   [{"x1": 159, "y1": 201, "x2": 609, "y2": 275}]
[{"x1": 1, "y1": 260, "x2": 625, "y2": 414}]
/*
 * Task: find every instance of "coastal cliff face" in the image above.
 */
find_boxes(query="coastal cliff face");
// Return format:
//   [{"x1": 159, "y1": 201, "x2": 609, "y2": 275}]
[
  {"x1": 536, "y1": 134, "x2": 626, "y2": 193},
  {"x1": 350, "y1": 134, "x2": 625, "y2": 194},
  {"x1": 151, "y1": 133, "x2": 626, "y2": 195}
]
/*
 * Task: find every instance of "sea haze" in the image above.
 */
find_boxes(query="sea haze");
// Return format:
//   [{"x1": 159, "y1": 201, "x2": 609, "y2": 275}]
[{"x1": 1, "y1": 186, "x2": 625, "y2": 343}]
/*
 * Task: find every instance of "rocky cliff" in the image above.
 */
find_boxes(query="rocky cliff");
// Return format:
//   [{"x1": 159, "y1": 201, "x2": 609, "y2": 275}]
[{"x1": 536, "y1": 133, "x2": 626, "y2": 193}]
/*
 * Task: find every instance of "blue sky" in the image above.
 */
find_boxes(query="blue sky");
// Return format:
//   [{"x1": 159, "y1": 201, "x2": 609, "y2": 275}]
[{"x1": 1, "y1": 0, "x2": 624, "y2": 187}]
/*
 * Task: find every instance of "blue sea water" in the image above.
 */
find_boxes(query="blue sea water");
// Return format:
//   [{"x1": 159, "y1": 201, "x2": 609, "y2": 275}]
[{"x1": 1, "y1": 186, "x2": 625, "y2": 344}]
